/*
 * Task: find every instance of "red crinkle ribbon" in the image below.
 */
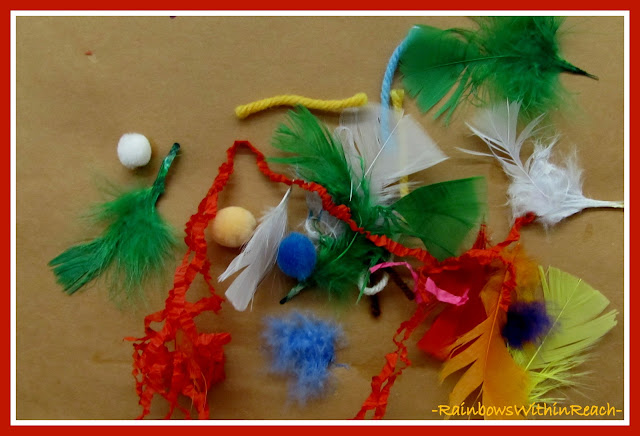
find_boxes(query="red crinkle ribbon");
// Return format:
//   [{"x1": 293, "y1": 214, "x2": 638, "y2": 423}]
[
  {"x1": 124, "y1": 140, "x2": 369, "y2": 419},
  {"x1": 352, "y1": 216, "x2": 535, "y2": 419},
  {"x1": 126, "y1": 140, "x2": 536, "y2": 420},
  {"x1": 124, "y1": 142, "x2": 256, "y2": 419},
  {"x1": 252, "y1": 139, "x2": 536, "y2": 420}
]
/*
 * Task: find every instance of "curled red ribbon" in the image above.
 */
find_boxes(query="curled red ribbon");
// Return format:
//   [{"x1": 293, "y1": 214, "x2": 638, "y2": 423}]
[{"x1": 127, "y1": 141, "x2": 535, "y2": 419}]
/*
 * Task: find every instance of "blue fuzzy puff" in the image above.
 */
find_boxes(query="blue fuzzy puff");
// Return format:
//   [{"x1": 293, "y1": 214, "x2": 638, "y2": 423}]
[
  {"x1": 502, "y1": 301, "x2": 552, "y2": 348},
  {"x1": 263, "y1": 311, "x2": 343, "y2": 404},
  {"x1": 276, "y1": 232, "x2": 317, "y2": 281}
]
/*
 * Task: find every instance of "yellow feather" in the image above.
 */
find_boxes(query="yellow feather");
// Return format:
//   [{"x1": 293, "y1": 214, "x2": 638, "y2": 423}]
[{"x1": 511, "y1": 266, "x2": 618, "y2": 404}]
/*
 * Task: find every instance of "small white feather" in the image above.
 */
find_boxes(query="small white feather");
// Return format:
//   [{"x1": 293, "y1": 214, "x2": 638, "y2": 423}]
[
  {"x1": 462, "y1": 101, "x2": 623, "y2": 226},
  {"x1": 219, "y1": 188, "x2": 292, "y2": 311},
  {"x1": 336, "y1": 103, "x2": 448, "y2": 204}
]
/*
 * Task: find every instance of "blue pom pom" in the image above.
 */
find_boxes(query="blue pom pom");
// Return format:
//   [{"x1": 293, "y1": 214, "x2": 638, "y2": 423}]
[
  {"x1": 502, "y1": 301, "x2": 552, "y2": 348},
  {"x1": 263, "y1": 311, "x2": 343, "y2": 404},
  {"x1": 276, "y1": 232, "x2": 317, "y2": 281}
]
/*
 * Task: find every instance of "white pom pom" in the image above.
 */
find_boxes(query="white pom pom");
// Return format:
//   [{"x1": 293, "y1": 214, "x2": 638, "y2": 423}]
[{"x1": 117, "y1": 133, "x2": 152, "y2": 169}]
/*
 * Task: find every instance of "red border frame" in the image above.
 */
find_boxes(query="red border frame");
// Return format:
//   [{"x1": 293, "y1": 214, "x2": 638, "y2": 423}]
[{"x1": 6, "y1": 3, "x2": 634, "y2": 433}]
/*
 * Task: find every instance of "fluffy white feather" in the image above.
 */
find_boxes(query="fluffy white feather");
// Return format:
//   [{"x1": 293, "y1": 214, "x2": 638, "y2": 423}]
[
  {"x1": 219, "y1": 188, "x2": 292, "y2": 311},
  {"x1": 462, "y1": 100, "x2": 623, "y2": 226},
  {"x1": 335, "y1": 103, "x2": 448, "y2": 204}
]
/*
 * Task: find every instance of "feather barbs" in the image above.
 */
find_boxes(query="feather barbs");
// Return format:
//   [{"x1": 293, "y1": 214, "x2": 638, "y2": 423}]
[
  {"x1": 462, "y1": 100, "x2": 623, "y2": 226},
  {"x1": 49, "y1": 143, "x2": 181, "y2": 305},
  {"x1": 219, "y1": 188, "x2": 292, "y2": 311},
  {"x1": 440, "y1": 269, "x2": 530, "y2": 418},
  {"x1": 337, "y1": 103, "x2": 448, "y2": 205},
  {"x1": 510, "y1": 266, "x2": 618, "y2": 404},
  {"x1": 400, "y1": 17, "x2": 597, "y2": 123}
]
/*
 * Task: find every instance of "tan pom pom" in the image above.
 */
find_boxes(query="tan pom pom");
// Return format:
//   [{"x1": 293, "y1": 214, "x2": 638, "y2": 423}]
[{"x1": 210, "y1": 206, "x2": 257, "y2": 248}]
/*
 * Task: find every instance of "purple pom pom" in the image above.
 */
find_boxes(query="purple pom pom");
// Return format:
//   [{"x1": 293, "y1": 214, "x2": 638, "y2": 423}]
[{"x1": 502, "y1": 301, "x2": 551, "y2": 348}]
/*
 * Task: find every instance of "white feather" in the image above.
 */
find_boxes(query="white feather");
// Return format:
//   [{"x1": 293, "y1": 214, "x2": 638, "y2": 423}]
[
  {"x1": 462, "y1": 100, "x2": 623, "y2": 227},
  {"x1": 335, "y1": 103, "x2": 448, "y2": 204},
  {"x1": 218, "y1": 188, "x2": 292, "y2": 311}
]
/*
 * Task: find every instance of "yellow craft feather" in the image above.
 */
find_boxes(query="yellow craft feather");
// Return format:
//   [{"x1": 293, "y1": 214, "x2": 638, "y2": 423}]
[
  {"x1": 511, "y1": 266, "x2": 618, "y2": 404},
  {"x1": 440, "y1": 270, "x2": 530, "y2": 419}
]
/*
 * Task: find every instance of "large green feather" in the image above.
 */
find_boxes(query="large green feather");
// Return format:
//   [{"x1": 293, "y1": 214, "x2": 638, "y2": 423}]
[
  {"x1": 391, "y1": 177, "x2": 487, "y2": 261},
  {"x1": 511, "y1": 266, "x2": 618, "y2": 404},
  {"x1": 49, "y1": 143, "x2": 180, "y2": 304},
  {"x1": 270, "y1": 106, "x2": 354, "y2": 207},
  {"x1": 271, "y1": 107, "x2": 402, "y2": 302},
  {"x1": 269, "y1": 106, "x2": 399, "y2": 233},
  {"x1": 400, "y1": 17, "x2": 597, "y2": 123},
  {"x1": 271, "y1": 108, "x2": 487, "y2": 301},
  {"x1": 400, "y1": 24, "x2": 475, "y2": 120}
]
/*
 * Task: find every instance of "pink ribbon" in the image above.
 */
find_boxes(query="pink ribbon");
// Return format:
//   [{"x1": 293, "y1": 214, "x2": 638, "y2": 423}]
[{"x1": 370, "y1": 261, "x2": 469, "y2": 306}]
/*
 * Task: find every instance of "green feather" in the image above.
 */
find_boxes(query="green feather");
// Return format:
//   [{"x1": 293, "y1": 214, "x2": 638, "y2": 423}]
[
  {"x1": 400, "y1": 17, "x2": 597, "y2": 123},
  {"x1": 270, "y1": 108, "x2": 485, "y2": 301},
  {"x1": 391, "y1": 177, "x2": 487, "y2": 261},
  {"x1": 271, "y1": 107, "x2": 402, "y2": 302},
  {"x1": 269, "y1": 105, "x2": 400, "y2": 233},
  {"x1": 511, "y1": 266, "x2": 618, "y2": 404},
  {"x1": 270, "y1": 106, "x2": 354, "y2": 206},
  {"x1": 282, "y1": 231, "x2": 389, "y2": 303},
  {"x1": 400, "y1": 24, "x2": 475, "y2": 120},
  {"x1": 49, "y1": 143, "x2": 180, "y2": 304}
]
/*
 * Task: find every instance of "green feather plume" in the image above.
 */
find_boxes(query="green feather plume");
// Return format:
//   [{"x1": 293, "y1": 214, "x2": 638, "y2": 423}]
[
  {"x1": 270, "y1": 106, "x2": 398, "y2": 233},
  {"x1": 49, "y1": 143, "x2": 180, "y2": 304},
  {"x1": 392, "y1": 177, "x2": 487, "y2": 261},
  {"x1": 270, "y1": 106, "x2": 354, "y2": 206},
  {"x1": 400, "y1": 17, "x2": 597, "y2": 123},
  {"x1": 511, "y1": 266, "x2": 618, "y2": 404},
  {"x1": 271, "y1": 107, "x2": 486, "y2": 302},
  {"x1": 271, "y1": 107, "x2": 397, "y2": 302}
]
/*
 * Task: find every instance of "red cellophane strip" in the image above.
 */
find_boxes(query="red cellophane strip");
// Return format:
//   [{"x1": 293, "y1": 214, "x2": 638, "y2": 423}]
[{"x1": 126, "y1": 140, "x2": 536, "y2": 420}]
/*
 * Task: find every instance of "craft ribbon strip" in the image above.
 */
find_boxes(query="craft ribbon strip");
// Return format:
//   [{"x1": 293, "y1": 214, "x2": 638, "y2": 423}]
[
  {"x1": 128, "y1": 140, "x2": 536, "y2": 419},
  {"x1": 370, "y1": 261, "x2": 469, "y2": 306}
]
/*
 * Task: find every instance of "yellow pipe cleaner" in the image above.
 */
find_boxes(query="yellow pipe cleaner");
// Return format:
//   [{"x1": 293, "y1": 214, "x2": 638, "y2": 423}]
[
  {"x1": 390, "y1": 89, "x2": 410, "y2": 197},
  {"x1": 235, "y1": 92, "x2": 368, "y2": 119}
]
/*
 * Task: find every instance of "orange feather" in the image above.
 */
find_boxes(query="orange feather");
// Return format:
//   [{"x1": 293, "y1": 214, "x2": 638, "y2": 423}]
[{"x1": 440, "y1": 269, "x2": 530, "y2": 419}]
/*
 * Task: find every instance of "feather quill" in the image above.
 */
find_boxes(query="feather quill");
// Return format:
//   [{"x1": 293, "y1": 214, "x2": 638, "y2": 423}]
[
  {"x1": 440, "y1": 270, "x2": 530, "y2": 418},
  {"x1": 219, "y1": 188, "x2": 292, "y2": 311},
  {"x1": 400, "y1": 17, "x2": 597, "y2": 123},
  {"x1": 462, "y1": 100, "x2": 623, "y2": 227},
  {"x1": 510, "y1": 266, "x2": 618, "y2": 404},
  {"x1": 336, "y1": 103, "x2": 448, "y2": 205}
]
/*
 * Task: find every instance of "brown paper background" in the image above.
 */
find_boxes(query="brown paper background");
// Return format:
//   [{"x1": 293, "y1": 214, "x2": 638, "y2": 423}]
[{"x1": 15, "y1": 15, "x2": 625, "y2": 420}]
